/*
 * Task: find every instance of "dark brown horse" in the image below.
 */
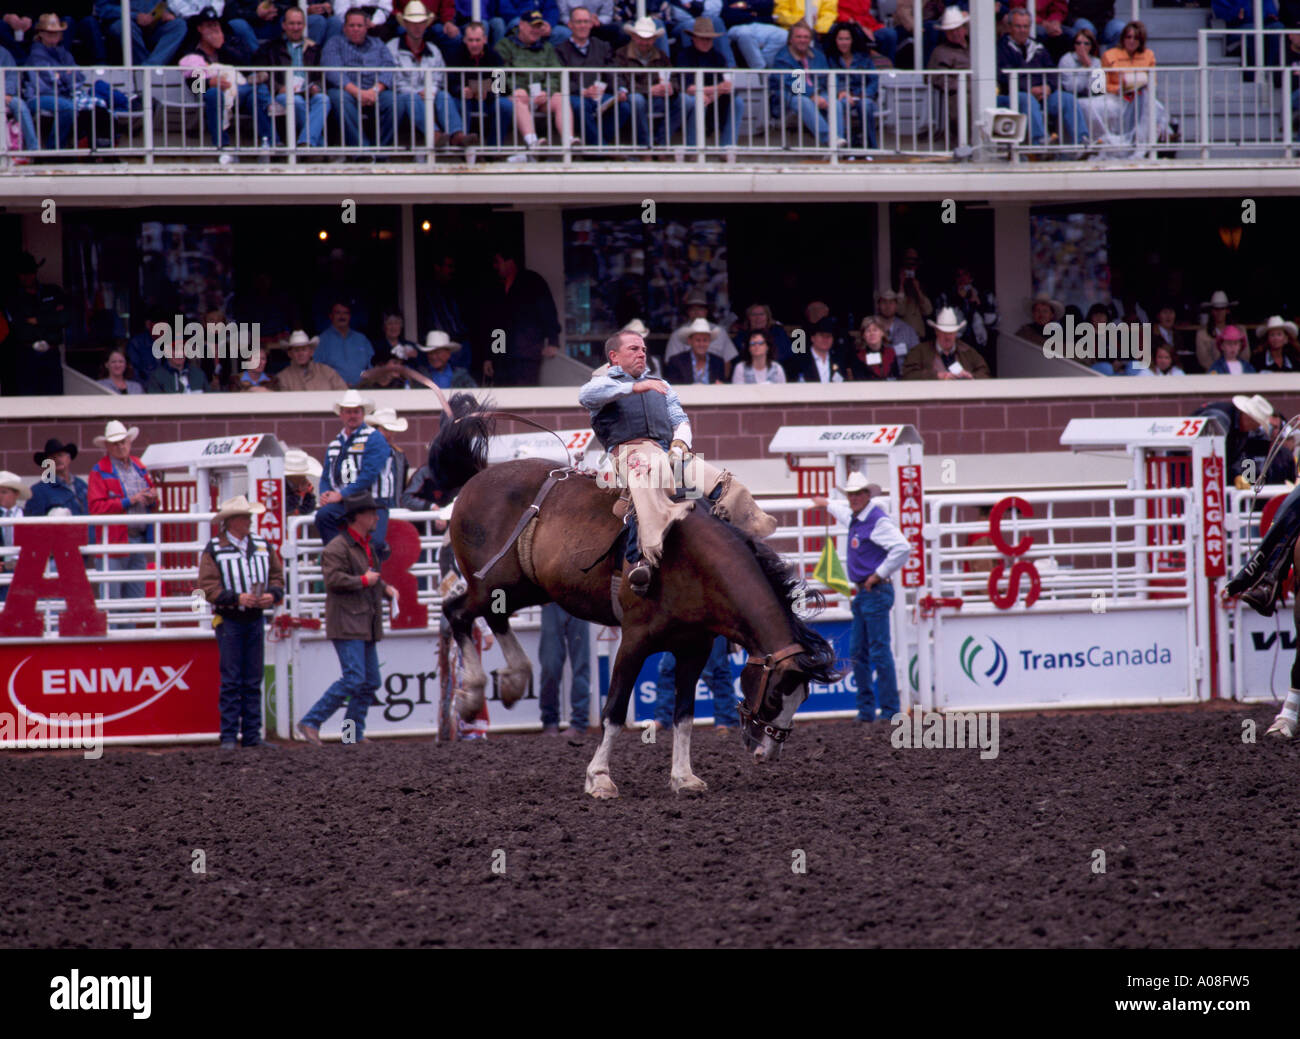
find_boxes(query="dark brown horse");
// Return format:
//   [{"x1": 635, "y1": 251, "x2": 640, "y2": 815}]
[{"x1": 428, "y1": 397, "x2": 839, "y2": 798}]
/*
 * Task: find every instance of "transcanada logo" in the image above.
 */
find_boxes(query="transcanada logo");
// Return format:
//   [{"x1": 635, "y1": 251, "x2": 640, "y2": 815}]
[
  {"x1": 960, "y1": 636, "x2": 1008, "y2": 687},
  {"x1": 1019, "y1": 644, "x2": 1173, "y2": 670}
]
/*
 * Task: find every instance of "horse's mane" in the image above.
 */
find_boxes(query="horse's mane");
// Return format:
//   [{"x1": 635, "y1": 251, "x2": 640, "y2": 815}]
[{"x1": 421, "y1": 393, "x2": 495, "y2": 501}]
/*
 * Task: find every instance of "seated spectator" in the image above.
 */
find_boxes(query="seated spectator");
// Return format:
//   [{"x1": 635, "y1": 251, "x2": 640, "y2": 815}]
[
  {"x1": 95, "y1": 0, "x2": 187, "y2": 66},
  {"x1": 902, "y1": 307, "x2": 991, "y2": 379},
  {"x1": 499, "y1": 0, "x2": 570, "y2": 46},
  {"x1": 771, "y1": 23, "x2": 848, "y2": 148},
  {"x1": 674, "y1": 16, "x2": 744, "y2": 148},
  {"x1": 847, "y1": 314, "x2": 898, "y2": 380},
  {"x1": 1207, "y1": 325, "x2": 1256, "y2": 374},
  {"x1": 1255, "y1": 316, "x2": 1300, "y2": 372},
  {"x1": 283, "y1": 447, "x2": 322, "y2": 518},
  {"x1": 97, "y1": 346, "x2": 144, "y2": 394},
  {"x1": 0, "y1": 42, "x2": 36, "y2": 153},
  {"x1": 934, "y1": 265, "x2": 993, "y2": 357},
  {"x1": 275, "y1": 328, "x2": 349, "y2": 390},
  {"x1": 314, "y1": 300, "x2": 374, "y2": 386},
  {"x1": 822, "y1": 21, "x2": 878, "y2": 150},
  {"x1": 179, "y1": 9, "x2": 268, "y2": 161},
  {"x1": 835, "y1": 0, "x2": 898, "y2": 61},
  {"x1": 664, "y1": 286, "x2": 736, "y2": 366},
  {"x1": 1196, "y1": 289, "x2": 1237, "y2": 372},
  {"x1": 1150, "y1": 341, "x2": 1185, "y2": 377},
  {"x1": 891, "y1": 0, "x2": 941, "y2": 68},
  {"x1": 613, "y1": 16, "x2": 679, "y2": 148},
  {"x1": 786, "y1": 315, "x2": 846, "y2": 382},
  {"x1": 147, "y1": 340, "x2": 213, "y2": 392},
  {"x1": 322, "y1": 9, "x2": 397, "y2": 149},
  {"x1": 731, "y1": 327, "x2": 786, "y2": 383},
  {"x1": 257, "y1": 5, "x2": 331, "y2": 151},
  {"x1": 722, "y1": 0, "x2": 785, "y2": 70},
  {"x1": 24, "y1": 14, "x2": 87, "y2": 150},
  {"x1": 360, "y1": 314, "x2": 433, "y2": 387},
  {"x1": 1017, "y1": 293, "x2": 1063, "y2": 344},
  {"x1": 1026, "y1": 0, "x2": 1072, "y2": 62},
  {"x1": 447, "y1": 20, "x2": 517, "y2": 150},
  {"x1": 373, "y1": 309, "x2": 418, "y2": 361},
  {"x1": 1153, "y1": 303, "x2": 1181, "y2": 358},
  {"x1": 454, "y1": 0, "x2": 505, "y2": 46},
  {"x1": 1059, "y1": 26, "x2": 1105, "y2": 145},
  {"x1": 663, "y1": 1, "x2": 732, "y2": 66},
  {"x1": 336, "y1": 0, "x2": 395, "y2": 32},
  {"x1": 732, "y1": 300, "x2": 792, "y2": 361},
  {"x1": 559, "y1": 0, "x2": 620, "y2": 48},
  {"x1": 556, "y1": 5, "x2": 630, "y2": 147},
  {"x1": 665, "y1": 318, "x2": 727, "y2": 382},
  {"x1": 234, "y1": 346, "x2": 277, "y2": 390},
  {"x1": 2, "y1": 250, "x2": 66, "y2": 397},
  {"x1": 1099, "y1": 20, "x2": 1167, "y2": 159},
  {"x1": 27, "y1": 436, "x2": 88, "y2": 519},
  {"x1": 389, "y1": 1, "x2": 479, "y2": 147},
  {"x1": 1066, "y1": 1, "x2": 1123, "y2": 48},
  {"x1": 0, "y1": 468, "x2": 29, "y2": 594},
  {"x1": 997, "y1": 6, "x2": 1083, "y2": 152},
  {"x1": 420, "y1": 329, "x2": 476, "y2": 387},
  {"x1": 874, "y1": 288, "x2": 918, "y2": 356},
  {"x1": 927, "y1": 6, "x2": 970, "y2": 140},
  {"x1": 497, "y1": 10, "x2": 569, "y2": 149}
]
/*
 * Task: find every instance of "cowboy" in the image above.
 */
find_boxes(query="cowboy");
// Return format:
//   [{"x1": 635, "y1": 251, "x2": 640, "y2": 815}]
[
  {"x1": 87, "y1": 420, "x2": 158, "y2": 613},
  {"x1": 274, "y1": 330, "x2": 349, "y2": 392},
  {"x1": 901, "y1": 306, "x2": 991, "y2": 380},
  {"x1": 370, "y1": 406, "x2": 412, "y2": 512},
  {"x1": 579, "y1": 327, "x2": 777, "y2": 593},
  {"x1": 297, "y1": 492, "x2": 398, "y2": 745},
  {"x1": 316, "y1": 390, "x2": 393, "y2": 557},
  {"x1": 663, "y1": 287, "x2": 736, "y2": 367},
  {"x1": 664, "y1": 317, "x2": 728, "y2": 384},
  {"x1": 0, "y1": 470, "x2": 30, "y2": 602},
  {"x1": 420, "y1": 330, "x2": 477, "y2": 388},
  {"x1": 284, "y1": 448, "x2": 323, "y2": 517},
  {"x1": 813, "y1": 474, "x2": 911, "y2": 723},
  {"x1": 27, "y1": 437, "x2": 89, "y2": 520},
  {"x1": 198, "y1": 495, "x2": 285, "y2": 749}
]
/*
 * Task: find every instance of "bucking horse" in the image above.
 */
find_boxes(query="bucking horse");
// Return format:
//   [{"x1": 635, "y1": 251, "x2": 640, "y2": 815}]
[{"x1": 423, "y1": 394, "x2": 840, "y2": 798}]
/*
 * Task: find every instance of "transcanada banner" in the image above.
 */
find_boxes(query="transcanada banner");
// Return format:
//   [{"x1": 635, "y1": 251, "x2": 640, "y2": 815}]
[{"x1": 935, "y1": 610, "x2": 1193, "y2": 709}]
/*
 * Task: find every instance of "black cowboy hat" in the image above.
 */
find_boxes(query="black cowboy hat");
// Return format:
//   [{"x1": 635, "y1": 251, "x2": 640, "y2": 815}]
[
  {"x1": 344, "y1": 492, "x2": 379, "y2": 518},
  {"x1": 809, "y1": 316, "x2": 836, "y2": 335},
  {"x1": 34, "y1": 437, "x2": 78, "y2": 466}
]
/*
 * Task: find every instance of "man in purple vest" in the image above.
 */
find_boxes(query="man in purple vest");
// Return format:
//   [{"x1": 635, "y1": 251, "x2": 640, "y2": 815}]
[{"x1": 814, "y1": 473, "x2": 911, "y2": 723}]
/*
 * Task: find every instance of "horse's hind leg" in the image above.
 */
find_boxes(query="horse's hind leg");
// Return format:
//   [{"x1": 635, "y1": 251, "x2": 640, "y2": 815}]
[
  {"x1": 444, "y1": 588, "x2": 489, "y2": 722},
  {"x1": 668, "y1": 639, "x2": 712, "y2": 795},
  {"x1": 484, "y1": 610, "x2": 534, "y2": 709}
]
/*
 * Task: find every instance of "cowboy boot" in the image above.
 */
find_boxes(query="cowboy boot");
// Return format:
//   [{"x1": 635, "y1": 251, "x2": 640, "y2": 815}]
[{"x1": 1239, "y1": 575, "x2": 1280, "y2": 617}]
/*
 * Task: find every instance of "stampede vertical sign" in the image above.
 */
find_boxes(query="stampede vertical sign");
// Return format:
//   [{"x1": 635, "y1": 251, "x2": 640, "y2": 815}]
[
  {"x1": 1201, "y1": 456, "x2": 1225, "y2": 578},
  {"x1": 898, "y1": 464, "x2": 925, "y2": 588},
  {"x1": 256, "y1": 477, "x2": 284, "y2": 555}
]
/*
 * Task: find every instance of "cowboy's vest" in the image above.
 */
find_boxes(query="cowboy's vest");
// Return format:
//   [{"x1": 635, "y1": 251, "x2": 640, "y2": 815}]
[
  {"x1": 591, "y1": 376, "x2": 673, "y2": 452},
  {"x1": 206, "y1": 534, "x2": 272, "y2": 612},
  {"x1": 846, "y1": 506, "x2": 890, "y2": 584},
  {"x1": 381, "y1": 449, "x2": 407, "y2": 510},
  {"x1": 326, "y1": 424, "x2": 394, "y2": 503}
]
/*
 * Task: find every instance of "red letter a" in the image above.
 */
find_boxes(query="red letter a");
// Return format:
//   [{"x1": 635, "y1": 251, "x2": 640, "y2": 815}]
[{"x1": 0, "y1": 524, "x2": 108, "y2": 638}]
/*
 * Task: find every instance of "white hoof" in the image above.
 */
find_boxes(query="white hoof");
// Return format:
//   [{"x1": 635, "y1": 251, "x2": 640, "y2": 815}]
[
  {"x1": 453, "y1": 690, "x2": 482, "y2": 722},
  {"x1": 585, "y1": 772, "x2": 619, "y2": 799},
  {"x1": 498, "y1": 668, "x2": 530, "y2": 708},
  {"x1": 1266, "y1": 716, "x2": 1297, "y2": 739},
  {"x1": 670, "y1": 774, "x2": 708, "y2": 795}
]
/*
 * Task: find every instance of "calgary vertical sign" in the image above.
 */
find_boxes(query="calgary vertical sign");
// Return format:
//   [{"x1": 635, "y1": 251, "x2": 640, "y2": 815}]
[
  {"x1": 898, "y1": 464, "x2": 924, "y2": 588},
  {"x1": 1201, "y1": 455, "x2": 1225, "y2": 578}
]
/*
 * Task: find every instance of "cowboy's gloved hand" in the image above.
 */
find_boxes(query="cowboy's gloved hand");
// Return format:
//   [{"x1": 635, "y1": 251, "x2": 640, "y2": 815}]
[{"x1": 1234, "y1": 474, "x2": 1251, "y2": 491}]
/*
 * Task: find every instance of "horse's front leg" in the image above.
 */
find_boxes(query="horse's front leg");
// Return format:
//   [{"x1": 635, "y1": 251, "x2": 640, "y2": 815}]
[
  {"x1": 444, "y1": 590, "x2": 488, "y2": 721},
  {"x1": 586, "y1": 638, "x2": 649, "y2": 799},
  {"x1": 668, "y1": 640, "x2": 711, "y2": 795}
]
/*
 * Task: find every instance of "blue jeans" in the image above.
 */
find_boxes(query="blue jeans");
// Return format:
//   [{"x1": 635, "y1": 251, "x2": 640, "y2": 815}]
[
  {"x1": 840, "y1": 94, "x2": 878, "y2": 148},
  {"x1": 301, "y1": 638, "x2": 380, "y2": 741},
  {"x1": 395, "y1": 90, "x2": 464, "y2": 142},
  {"x1": 568, "y1": 93, "x2": 630, "y2": 145},
  {"x1": 538, "y1": 602, "x2": 590, "y2": 729},
  {"x1": 327, "y1": 86, "x2": 395, "y2": 146},
  {"x1": 870, "y1": 25, "x2": 898, "y2": 61},
  {"x1": 216, "y1": 613, "x2": 266, "y2": 745},
  {"x1": 29, "y1": 95, "x2": 77, "y2": 149},
  {"x1": 654, "y1": 636, "x2": 737, "y2": 727},
  {"x1": 464, "y1": 95, "x2": 516, "y2": 145},
  {"x1": 226, "y1": 17, "x2": 263, "y2": 55},
  {"x1": 685, "y1": 92, "x2": 743, "y2": 145},
  {"x1": 106, "y1": 15, "x2": 187, "y2": 66},
  {"x1": 727, "y1": 22, "x2": 786, "y2": 69},
  {"x1": 786, "y1": 94, "x2": 850, "y2": 145},
  {"x1": 850, "y1": 582, "x2": 898, "y2": 720},
  {"x1": 310, "y1": 14, "x2": 343, "y2": 44},
  {"x1": 271, "y1": 90, "x2": 331, "y2": 147},
  {"x1": 203, "y1": 82, "x2": 266, "y2": 149},
  {"x1": 1067, "y1": 17, "x2": 1124, "y2": 48},
  {"x1": 628, "y1": 91, "x2": 691, "y2": 145},
  {"x1": 999, "y1": 91, "x2": 1081, "y2": 146},
  {"x1": 314, "y1": 503, "x2": 389, "y2": 560},
  {"x1": 107, "y1": 529, "x2": 150, "y2": 603},
  {"x1": 8, "y1": 96, "x2": 38, "y2": 150}
]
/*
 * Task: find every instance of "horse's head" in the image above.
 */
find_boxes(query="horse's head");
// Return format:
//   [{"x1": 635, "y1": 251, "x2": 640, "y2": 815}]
[{"x1": 738, "y1": 643, "x2": 813, "y2": 764}]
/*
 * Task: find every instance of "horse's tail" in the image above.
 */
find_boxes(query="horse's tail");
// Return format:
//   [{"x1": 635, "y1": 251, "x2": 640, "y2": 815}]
[{"x1": 423, "y1": 392, "x2": 495, "y2": 501}]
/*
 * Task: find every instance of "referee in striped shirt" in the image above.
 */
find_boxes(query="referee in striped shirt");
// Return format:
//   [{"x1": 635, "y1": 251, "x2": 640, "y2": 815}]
[{"x1": 198, "y1": 495, "x2": 286, "y2": 750}]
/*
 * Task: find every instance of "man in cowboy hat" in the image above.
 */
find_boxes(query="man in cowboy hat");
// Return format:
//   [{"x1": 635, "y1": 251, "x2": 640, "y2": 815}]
[
  {"x1": 27, "y1": 437, "x2": 88, "y2": 520},
  {"x1": 612, "y1": 15, "x2": 675, "y2": 148},
  {"x1": 664, "y1": 287, "x2": 736, "y2": 365},
  {"x1": 813, "y1": 474, "x2": 911, "y2": 724},
  {"x1": 0, "y1": 470, "x2": 31, "y2": 602},
  {"x1": 420, "y1": 329, "x2": 476, "y2": 388},
  {"x1": 274, "y1": 330, "x2": 348, "y2": 392},
  {"x1": 1016, "y1": 292, "x2": 1065, "y2": 345},
  {"x1": 389, "y1": 0, "x2": 480, "y2": 148},
  {"x1": 370, "y1": 406, "x2": 412, "y2": 512},
  {"x1": 580, "y1": 327, "x2": 777, "y2": 593},
  {"x1": 2, "y1": 251, "x2": 67, "y2": 397},
  {"x1": 87, "y1": 421, "x2": 158, "y2": 615},
  {"x1": 675, "y1": 15, "x2": 744, "y2": 148},
  {"x1": 786, "y1": 315, "x2": 846, "y2": 383},
  {"x1": 198, "y1": 495, "x2": 285, "y2": 749},
  {"x1": 298, "y1": 492, "x2": 398, "y2": 746},
  {"x1": 316, "y1": 390, "x2": 394, "y2": 557},
  {"x1": 928, "y1": 6, "x2": 971, "y2": 136},
  {"x1": 665, "y1": 317, "x2": 728, "y2": 384},
  {"x1": 902, "y1": 306, "x2": 991, "y2": 379},
  {"x1": 874, "y1": 288, "x2": 918, "y2": 356}
]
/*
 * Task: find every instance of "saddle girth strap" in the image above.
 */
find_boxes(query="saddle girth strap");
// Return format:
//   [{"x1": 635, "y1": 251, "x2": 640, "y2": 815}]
[{"x1": 472, "y1": 471, "x2": 567, "y2": 581}]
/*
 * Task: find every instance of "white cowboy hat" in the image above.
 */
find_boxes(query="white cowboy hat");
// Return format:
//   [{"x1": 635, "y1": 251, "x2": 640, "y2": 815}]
[
  {"x1": 0, "y1": 470, "x2": 32, "y2": 500},
  {"x1": 1201, "y1": 290, "x2": 1238, "y2": 309},
  {"x1": 214, "y1": 494, "x2": 266, "y2": 523},
  {"x1": 370, "y1": 406, "x2": 409, "y2": 433},
  {"x1": 621, "y1": 318, "x2": 651, "y2": 337},
  {"x1": 685, "y1": 317, "x2": 713, "y2": 336},
  {"x1": 1256, "y1": 315, "x2": 1298, "y2": 339},
  {"x1": 837, "y1": 472, "x2": 872, "y2": 495},
  {"x1": 935, "y1": 5, "x2": 969, "y2": 31},
  {"x1": 93, "y1": 420, "x2": 140, "y2": 446},
  {"x1": 435, "y1": 501, "x2": 455, "y2": 522},
  {"x1": 285, "y1": 330, "x2": 320, "y2": 348},
  {"x1": 420, "y1": 330, "x2": 462, "y2": 354},
  {"x1": 1232, "y1": 394, "x2": 1274, "y2": 428},
  {"x1": 875, "y1": 288, "x2": 902, "y2": 302},
  {"x1": 624, "y1": 15, "x2": 664, "y2": 38},
  {"x1": 333, "y1": 389, "x2": 375, "y2": 414},
  {"x1": 396, "y1": 0, "x2": 434, "y2": 25},
  {"x1": 1025, "y1": 293, "x2": 1065, "y2": 320},
  {"x1": 928, "y1": 306, "x2": 968, "y2": 334},
  {"x1": 283, "y1": 448, "x2": 323, "y2": 481}
]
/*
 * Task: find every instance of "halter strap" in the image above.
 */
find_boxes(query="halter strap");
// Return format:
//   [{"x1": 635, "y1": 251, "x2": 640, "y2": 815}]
[{"x1": 739, "y1": 642, "x2": 806, "y2": 743}]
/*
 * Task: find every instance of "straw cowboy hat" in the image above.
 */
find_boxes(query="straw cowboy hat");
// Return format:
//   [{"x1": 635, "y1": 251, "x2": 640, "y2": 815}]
[
  {"x1": 214, "y1": 494, "x2": 266, "y2": 524},
  {"x1": 1232, "y1": 394, "x2": 1274, "y2": 428},
  {"x1": 93, "y1": 420, "x2": 139, "y2": 446},
  {"x1": 624, "y1": 15, "x2": 664, "y2": 38},
  {"x1": 420, "y1": 330, "x2": 461, "y2": 354},
  {"x1": 370, "y1": 406, "x2": 409, "y2": 433},
  {"x1": 283, "y1": 448, "x2": 323, "y2": 481},
  {"x1": 928, "y1": 306, "x2": 968, "y2": 334},
  {"x1": 621, "y1": 318, "x2": 651, "y2": 337},
  {"x1": 332, "y1": 389, "x2": 375, "y2": 414},
  {"x1": 396, "y1": 0, "x2": 434, "y2": 26},
  {"x1": 1025, "y1": 293, "x2": 1065, "y2": 320},
  {"x1": 34, "y1": 437, "x2": 78, "y2": 466},
  {"x1": 685, "y1": 317, "x2": 713, "y2": 336},
  {"x1": 1256, "y1": 315, "x2": 1298, "y2": 339},
  {"x1": 684, "y1": 16, "x2": 722, "y2": 37},
  {"x1": 935, "y1": 5, "x2": 969, "y2": 31},
  {"x1": 837, "y1": 472, "x2": 881, "y2": 496},
  {"x1": 35, "y1": 13, "x2": 69, "y2": 32},
  {"x1": 0, "y1": 471, "x2": 32, "y2": 501},
  {"x1": 284, "y1": 330, "x2": 320, "y2": 348},
  {"x1": 875, "y1": 288, "x2": 902, "y2": 302},
  {"x1": 1201, "y1": 290, "x2": 1238, "y2": 310}
]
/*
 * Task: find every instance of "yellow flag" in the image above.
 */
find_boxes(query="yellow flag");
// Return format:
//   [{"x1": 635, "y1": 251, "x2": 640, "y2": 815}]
[{"x1": 813, "y1": 534, "x2": 854, "y2": 598}]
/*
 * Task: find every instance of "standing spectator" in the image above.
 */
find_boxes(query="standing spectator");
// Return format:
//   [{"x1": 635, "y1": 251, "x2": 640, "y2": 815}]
[
  {"x1": 1067, "y1": 0, "x2": 1123, "y2": 48},
  {"x1": 316, "y1": 390, "x2": 392, "y2": 556},
  {"x1": 482, "y1": 243, "x2": 560, "y2": 386},
  {"x1": 420, "y1": 329, "x2": 477, "y2": 387},
  {"x1": 847, "y1": 314, "x2": 898, "y2": 380},
  {"x1": 786, "y1": 316, "x2": 846, "y2": 382},
  {"x1": 665, "y1": 317, "x2": 728, "y2": 382},
  {"x1": 296, "y1": 492, "x2": 398, "y2": 746},
  {"x1": 770, "y1": 23, "x2": 847, "y2": 148},
  {"x1": 664, "y1": 287, "x2": 736, "y2": 366},
  {"x1": 824, "y1": 20, "x2": 879, "y2": 150},
  {"x1": 731, "y1": 300, "x2": 792, "y2": 361},
  {"x1": 96, "y1": 346, "x2": 144, "y2": 394},
  {"x1": 654, "y1": 638, "x2": 737, "y2": 732},
  {"x1": 0, "y1": 40, "x2": 36, "y2": 152},
  {"x1": 813, "y1": 473, "x2": 910, "y2": 724},
  {"x1": 95, "y1": 0, "x2": 187, "y2": 66},
  {"x1": 283, "y1": 447, "x2": 322, "y2": 517},
  {"x1": 27, "y1": 436, "x2": 87, "y2": 518},
  {"x1": 389, "y1": 0, "x2": 479, "y2": 147},
  {"x1": 1196, "y1": 289, "x2": 1237, "y2": 372},
  {"x1": 1099, "y1": 19, "x2": 1166, "y2": 159},
  {"x1": 1256, "y1": 316, "x2": 1300, "y2": 372},
  {"x1": 198, "y1": 495, "x2": 285, "y2": 750},
  {"x1": 1207, "y1": 325, "x2": 1257, "y2": 374},
  {"x1": 675, "y1": 15, "x2": 744, "y2": 147},
  {"x1": 538, "y1": 602, "x2": 590, "y2": 737},
  {"x1": 424, "y1": 251, "x2": 470, "y2": 355},
  {"x1": 146, "y1": 341, "x2": 212, "y2": 392},
  {"x1": 87, "y1": 421, "x2": 157, "y2": 615},
  {"x1": 731, "y1": 327, "x2": 786, "y2": 383},
  {"x1": 874, "y1": 289, "x2": 918, "y2": 356},
  {"x1": 894, "y1": 246, "x2": 933, "y2": 339},
  {"x1": 998, "y1": 5, "x2": 1083, "y2": 151},
  {"x1": 257, "y1": 5, "x2": 331, "y2": 152},
  {"x1": 0, "y1": 469, "x2": 27, "y2": 600},
  {"x1": 497, "y1": 9, "x2": 567, "y2": 150},
  {"x1": 613, "y1": 16, "x2": 678, "y2": 148},
  {"x1": 722, "y1": 0, "x2": 784, "y2": 69},
  {"x1": 322, "y1": 9, "x2": 397, "y2": 149},
  {"x1": 275, "y1": 329, "x2": 349, "y2": 392},
  {"x1": 2, "y1": 251, "x2": 67, "y2": 396},
  {"x1": 314, "y1": 300, "x2": 375, "y2": 387},
  {"x1": 178, "y1": 9, "x2": 268, "y2": 160},
  {"x1": 902, "y1": 306, "x2": 991, "y2": 379},
  {"x1": 446, "y1": 22, "x2": 516, "y2": 150}
]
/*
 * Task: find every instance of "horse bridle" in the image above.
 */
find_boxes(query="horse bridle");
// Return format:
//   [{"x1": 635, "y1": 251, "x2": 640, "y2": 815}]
[{"x1": 738, "y1": 642, "x2": 806, "y2": 744}]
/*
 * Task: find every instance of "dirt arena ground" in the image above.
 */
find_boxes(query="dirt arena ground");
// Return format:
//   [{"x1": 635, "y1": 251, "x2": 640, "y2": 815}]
[{"x1": 2, "y1": 702, "x2": 1297, "y2": 949}]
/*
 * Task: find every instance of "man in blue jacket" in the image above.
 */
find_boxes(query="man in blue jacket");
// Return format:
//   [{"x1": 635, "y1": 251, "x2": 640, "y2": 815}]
[
  {"x1": 27, "y1": 437, "x2": 89, "y2": 520},
  {"x1": 315, "y1": 390, "x2": 394, "y2": 559},
  {"x1": 95, "y1": 0, "x2": 188, "y2": 65},
  {"x1": 770, "y1": 22, "x2": 845, "y2": 146},
  {"x1": 996, "y1": 6, "x2": 1081, "y2": 150}
]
